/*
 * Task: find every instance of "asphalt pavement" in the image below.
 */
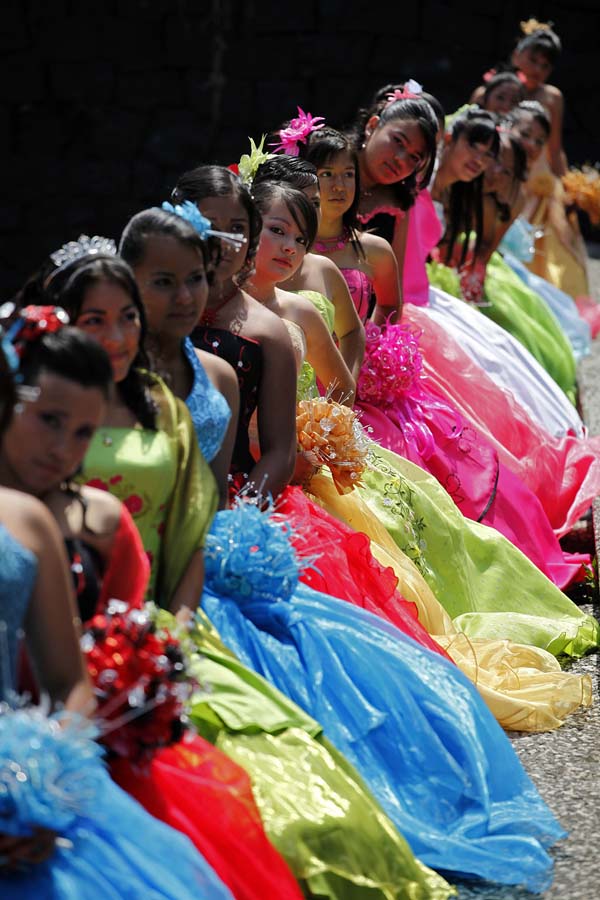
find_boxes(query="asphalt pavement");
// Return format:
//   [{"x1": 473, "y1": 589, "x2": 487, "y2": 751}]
[{"x1": 453, "y1": 252, "x2": 600, "y2": 900}]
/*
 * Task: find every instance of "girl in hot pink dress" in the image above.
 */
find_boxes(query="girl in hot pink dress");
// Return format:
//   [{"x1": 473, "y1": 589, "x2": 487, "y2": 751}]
[{"x1": 304, "y1": 124, "x2": 587, "y2": 587}]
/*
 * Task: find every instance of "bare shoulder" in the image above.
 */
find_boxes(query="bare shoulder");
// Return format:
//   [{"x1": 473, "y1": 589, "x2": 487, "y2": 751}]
[
  {"x1": 196, "y1": 348, "x2": 239, "y2": 393},
  {"x1": 361, "y1": 231, "x2": 395, "y2": 261},
  {"x1": 0, "y1": 487, "x2": 60, "y2": 554},
  {"x1": 79, "y1": 485, "x2": 122, "y2": 536},
  {"x1": 542, "y1": 83, "x2": 563, "y2": 108},
  {"x1": 277, "y1": 286, "x2": 313, "y2": 309},
  {"x1": 244, "y1": 293, "x2": 297, "y2": 341},
  {"x1": 307, "y1": 253, "x2": 338, "y2": 276}
]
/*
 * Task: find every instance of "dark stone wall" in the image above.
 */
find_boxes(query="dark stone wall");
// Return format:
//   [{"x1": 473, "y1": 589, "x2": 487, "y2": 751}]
[{"x1": 3, "y1": 0, "x2": 599, "y2": 294}]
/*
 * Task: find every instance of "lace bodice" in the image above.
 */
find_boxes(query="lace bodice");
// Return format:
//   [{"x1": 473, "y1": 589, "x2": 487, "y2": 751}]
[
  {"x1": 282, "y1": 319, "x2": 307, "y2": 371},
  {"x1": 183, "y1": 338, "x2": 232, "y2": 463},
  {"x1": 0, "y1": 524, "x2": 36, "y2": 697}
]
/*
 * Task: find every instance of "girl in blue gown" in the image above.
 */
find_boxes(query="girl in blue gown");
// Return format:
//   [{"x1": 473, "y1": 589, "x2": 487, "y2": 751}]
[{"x1": 201, "y1": 500, "x2": 565, "y2": 894}]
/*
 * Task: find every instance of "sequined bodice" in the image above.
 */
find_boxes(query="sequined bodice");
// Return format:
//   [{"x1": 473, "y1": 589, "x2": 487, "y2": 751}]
[
  {"x1": 0, "y1": 524, "x2": 36, "y2": 698},
  {"x1": 191, "y1": 326, "x2": 263, "y2": 475},
  {"x1": 340, "y1": 269, "x2": 374, "y2": 324},
  {"x1": 183, "y1": 338, "x2": 232, "y2": 463}
]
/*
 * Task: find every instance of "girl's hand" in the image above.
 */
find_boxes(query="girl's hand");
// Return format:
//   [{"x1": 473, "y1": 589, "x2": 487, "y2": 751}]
[
  {"x1": 292, "y1": 451, "x2": 320, "y2": 489},
  {"x1": 0, "y1": 828, "x2": 57, "y2": 870}
]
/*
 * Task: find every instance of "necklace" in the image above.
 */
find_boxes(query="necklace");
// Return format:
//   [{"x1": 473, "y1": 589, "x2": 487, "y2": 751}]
[
  {"x1": 314, "y1": 227, "x2": 351, "y2": 253},
  {"x1": 200, "y1": 283, "x2": 239, "y2": 327}
]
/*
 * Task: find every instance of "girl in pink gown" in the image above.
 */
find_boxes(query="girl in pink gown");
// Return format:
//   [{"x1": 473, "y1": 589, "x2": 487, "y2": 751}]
[{"x1": 304, "y1": 125, "x2": 587, "y2": 587}]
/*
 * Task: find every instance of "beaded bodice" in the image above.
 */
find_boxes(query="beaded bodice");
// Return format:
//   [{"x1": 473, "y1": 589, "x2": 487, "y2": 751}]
[
  {"x1": 191, "y1": 325, "x2": 263, "y2": 475},
  {"x1": 340, "y1": 269, "x2": 374, "y2": 324},
  {"x1": 183, "y1": 338, "x2": 231, "y2": 463},
  {"x1": 0, "y1": 524, "x2": 36, "y2": 698}
]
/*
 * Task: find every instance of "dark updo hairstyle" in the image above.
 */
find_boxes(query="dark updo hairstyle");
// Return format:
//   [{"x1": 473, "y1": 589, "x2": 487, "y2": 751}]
[
  {"x1": 2, "y1": 318, "x2": 117, "y2": 522},
  {"x1": 15, "y1": 255, "x2": 157, "y2": 429},
  {"x1": 482, "y1": 71, "x2": 525, "y2": 110},
  {"x1": 419, "y1": 92, "x2": 445, "y2": 131},
  {"x1": 120, "y1": 207, "x2": 217, "y2": 283},
  {"x1": 171, "y1": 165, "x2": 262, "y2": 283},
  {"x1": 17, "y1": 325, "x2": 113, "y2": 402},
  {"x1": 253, "y1": 156, "x2": 318, "y2": 193},
  {"x1": 1, "y1": 307, "x2": 112, "y2": 445},
  {"x1": 442, "y1": 108, "x2": 500, "y2": 266},
  {"x1": 350, "y1": 84, "x2": 439, "y2": 210},
  {"x1": 514, "y1": 20, "x2": 561, "y2": 65},
  {"x1": 512, "y1": 100, "x2": 551, "y2": 137},
  {"x1": 251, "y1": 181, "x2": 318, "y2": 251}
]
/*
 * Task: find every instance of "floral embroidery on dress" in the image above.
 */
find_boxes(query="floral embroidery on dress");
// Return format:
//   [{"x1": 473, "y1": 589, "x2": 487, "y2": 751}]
[{"x1": 366, "y1": 451, "x2": 432, "y2": 579}]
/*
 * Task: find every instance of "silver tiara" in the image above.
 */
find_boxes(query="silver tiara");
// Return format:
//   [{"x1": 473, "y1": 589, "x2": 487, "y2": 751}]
[{"x1": 50, "y1": 235, "x2": 117, "y2": 271}]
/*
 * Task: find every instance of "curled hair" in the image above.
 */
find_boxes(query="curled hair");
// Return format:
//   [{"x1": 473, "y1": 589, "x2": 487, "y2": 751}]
[
  {"x1": 515, "y1": 21, "x2": 561, "y2": 64},
  {"x1": 120, "y1": 207, "x2": 217, "y2": 280},
  {"x1": 443, "y1": 109, "x2": 500, "y2": 266},
  {"x1": 512, "y1": 100, "x2": 551, "y2": 137},
  {"x1": 253, "y1": 156, "x2": 318, "y2": 192},
  {"x1": 482, "y1": 72, "x2": 524, "y2": 109},
  {"x1": 251, "y1": 181, "x2": 318, "y2": 250},
  {"x1": 350, "y1": 85, "x2": 438, "y2": 210},
  {"x1": 25, "y1": 256, "x2": 158, "y2": 429},
  {"x1": 171, "y1": 165, "x2": 262, "y2": 282}
]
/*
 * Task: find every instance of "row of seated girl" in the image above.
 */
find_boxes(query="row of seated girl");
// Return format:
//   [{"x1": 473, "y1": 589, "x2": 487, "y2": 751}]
[{"x1": 1, "y1": 18, "x2": 599, "y2": 899}]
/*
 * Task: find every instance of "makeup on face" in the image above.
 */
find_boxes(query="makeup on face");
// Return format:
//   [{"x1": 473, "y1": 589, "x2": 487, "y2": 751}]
[
  {"x1": 1, "y1": 371, "x2": 105, "y2": 495},
  {"x1": 133, "y1": 234, "x2": 208, "y2": 339},
  {"x1": 197, "y1": 196, "x2": 250, "y2": 282},
  {"x1": 363, "y1": 117, "x2": 428, "y2": 186},
  {"x1": 254, "y1": 198, "x2": 309, "y2": 283},
  {"x1": 76, "y1": 281, "x2": 142, "y2": 383}
]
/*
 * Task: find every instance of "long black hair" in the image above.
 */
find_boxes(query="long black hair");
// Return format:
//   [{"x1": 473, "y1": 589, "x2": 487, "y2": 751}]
[
  {"x1": 1, "y1": 319, "x2": 116, "y2": 525},
  {"x1": 16, "y1": 255, "x2": 158, "y2": 429},
  {"x1": 442, "y1": 108, "x2": 500, "y2": 266},
  {"x1": 488, "y1": 134, "x2": 528, "y2": 222},
  {"x1": 120, "y1": 206, "x2": 217, "y2": 281},
  {"x1": 514, "y1": 20, "x2": 561, "y2": 65},
  {"x1": 511, "y1": 100, "x2": 551, "y2": 137},
  {"x1": 482, "y1": 71, "x2": 525, "y2": 110},
  {"x1": 299, "y1": 126, "x2": 366, "y2": 258},
  {"x1": 171, "y1": 165, "x2": 263, "y2": 279},
  {"x1": 252, "y1": 181, "x2": 318, "y2": 251},
  {"x1": 17, "y1": 325, "x2": 113, "y2": 400},
  {"x1": 350, "y1": 85, "x2": 438, "y2": 210},
  {"x1": 253, "y1": 155, "x2": 318, "y2": 193}
]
